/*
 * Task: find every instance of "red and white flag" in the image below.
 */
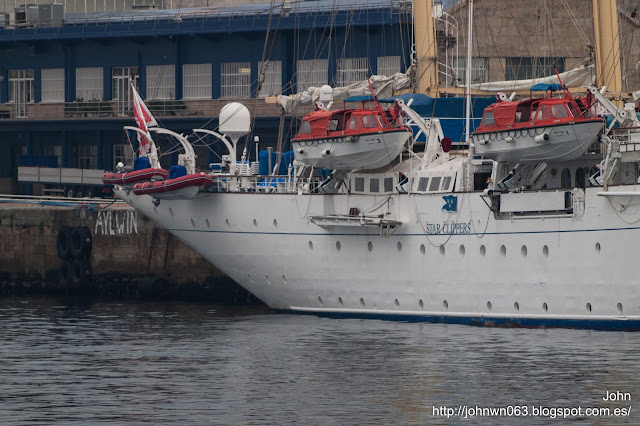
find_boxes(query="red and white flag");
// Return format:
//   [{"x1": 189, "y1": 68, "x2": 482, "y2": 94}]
[{"x1": 131, "y1": 82, "x2": 158, "y2": 156}]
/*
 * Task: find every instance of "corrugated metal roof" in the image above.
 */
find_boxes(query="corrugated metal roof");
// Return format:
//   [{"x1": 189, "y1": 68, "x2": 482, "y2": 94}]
[{"x1": 63, "y1": 0, "x2": 405, "y2": 24}]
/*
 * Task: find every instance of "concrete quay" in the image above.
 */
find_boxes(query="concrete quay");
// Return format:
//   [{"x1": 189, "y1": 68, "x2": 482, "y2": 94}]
[{"x1": 0, "y1": 199, "x2": 260, "y2": 305}]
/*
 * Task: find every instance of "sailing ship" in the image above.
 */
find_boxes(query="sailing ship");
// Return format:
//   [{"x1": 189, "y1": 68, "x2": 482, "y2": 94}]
[{"x1": 113, "y1": 0, "x2": 640, "y2": 330}]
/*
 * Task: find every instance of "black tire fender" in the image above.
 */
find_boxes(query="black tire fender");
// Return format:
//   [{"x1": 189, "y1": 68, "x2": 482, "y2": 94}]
[
  {"x1": 56, "y1": 226, "x2": 73, "y2": 259},
  {"x1": 70, "y1": 226, "x2": 92, "y2": 259}
]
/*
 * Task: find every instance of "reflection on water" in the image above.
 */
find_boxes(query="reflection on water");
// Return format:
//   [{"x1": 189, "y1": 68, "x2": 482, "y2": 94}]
[{"x1": 0, "y1": 297, "x2": 638, "y2": 424}]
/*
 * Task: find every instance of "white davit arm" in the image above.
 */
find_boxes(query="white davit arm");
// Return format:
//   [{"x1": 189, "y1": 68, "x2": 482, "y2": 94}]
[
  {"x1": 587, "y1": 86, "x2": 638, "y2": 130},
  {"x1": 396, "y1": 99, "x2": 448, "y2": 169}
]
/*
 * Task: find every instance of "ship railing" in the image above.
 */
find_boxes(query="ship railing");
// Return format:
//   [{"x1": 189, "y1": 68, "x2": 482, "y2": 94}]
[{"x1": 208, "y1": 174, "x2": 325, "y2": 194}]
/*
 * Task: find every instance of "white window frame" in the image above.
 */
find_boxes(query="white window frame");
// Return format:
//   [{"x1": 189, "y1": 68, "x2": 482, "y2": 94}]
[
  {"x1": 221, "y1": 62, "x2": 251, "y2": 98},
  {"x1": 113, "y1": 143, "x2": 134, "y2": 169},
  {"x1": 257, "y1": 60, "x2": 282, "y2": 98},
  {"x1": 146, "y1": 65, "x2": 175, "y2": 100},
  {"x1": 41, "y1": 68, "x2": 65, "y2": 102},
  {"x1": 78, "y1": 144, "x2": 97, "y2": 170},
  {"x1": 296, "y1": 59, "x2": 328, "y2": 93},
  {"x1": 9, "y1": 69, "x2": 34, "y2": 118},
  {"x1": 183, "y1": 63, "x2": 211, "y2": 99},
  {"x1": 377, "y1": 56, "x2": 401, "y2": 77},
  {"x1": 451, "y1": 57, "x2": 488, "y2": 86},
  {"x1": 76, "y1": 67, "x2": 103, "y2": 101},
  {"x1": 337, "y1": 57, "x2": 369, "y2": 86}
]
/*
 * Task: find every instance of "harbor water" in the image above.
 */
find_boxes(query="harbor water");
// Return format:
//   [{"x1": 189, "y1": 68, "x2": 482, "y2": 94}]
[{"x1": 1, "y1": 296, "x2": 638, "y2": 424}]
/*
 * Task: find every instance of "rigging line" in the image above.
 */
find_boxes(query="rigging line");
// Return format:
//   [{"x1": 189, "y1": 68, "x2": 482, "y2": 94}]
[{"x1": 560, "y1": 0, "x2": 591, "y2": 45}]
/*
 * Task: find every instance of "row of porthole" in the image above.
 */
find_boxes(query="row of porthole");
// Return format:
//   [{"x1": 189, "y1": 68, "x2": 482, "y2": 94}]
[
  {"x1": 180, "y1": 218, "x2": 281, "y2": 229},
  {"x1": 309, "y1": 241, "x2": 604, "y2": 256},
  {"x1": 315, "y1": 297, "x2": 624, "y2": 314}
]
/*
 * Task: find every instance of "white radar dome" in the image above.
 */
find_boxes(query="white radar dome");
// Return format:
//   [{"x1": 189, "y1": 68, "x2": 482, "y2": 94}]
[{"x1": 219, "y1": 102, "x2": 251, "y2": 141}]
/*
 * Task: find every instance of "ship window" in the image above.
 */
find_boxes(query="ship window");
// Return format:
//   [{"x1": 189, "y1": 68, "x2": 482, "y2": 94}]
[
  {"x1": 384, "y1": 177, "x2": 393, "y2": 192},
  {"x1": 429, "y1": 176, "x2": 442, "y2": 191},
  {"x1": 370, "y1": 178, "x2": 380, "y2": 193},
  {"x1": 480, "y1": 110, "x2": 494, "y2": 126},
  {"x1": 417, "y1": 177, "x2": 429, "y2": 192},
  {"x1": 362, "y1": 114, "x2": 377, "y2": 128},
  {"x1": 355, "y1": 177, "x2": 364, "y2": 192},
  {"x1": 551, "y1": 104, "x2": 569, "y2": 118},
  {"x1": 442, "y1": 176, "x2": 452, "y2": 191},
  {"x1": 576, "y1": 167, "x2": 585, "y2": 188},
  {"x1": 535, "y1": 105, "x2": 552, "y2": 121},
  {"x1": 299, "y1": 120, "x2": 311, "y2": 134},
  {"x1": 347, "y1": 116, "x2": 362, "y2": 130}
]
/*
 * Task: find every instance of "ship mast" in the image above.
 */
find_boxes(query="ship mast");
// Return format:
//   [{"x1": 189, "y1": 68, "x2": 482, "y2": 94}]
[
  {"x1": 592, "y1": 0, "x2": 622, "y2": 93},
  {"x1": 414, "y1": 0, "x2": 439, "y2": 95}
]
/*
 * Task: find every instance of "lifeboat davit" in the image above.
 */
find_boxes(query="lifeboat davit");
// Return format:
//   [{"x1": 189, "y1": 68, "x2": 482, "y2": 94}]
[
  {"x1": 132, "y1": 172, "x2": 213, "y2": 200},
  {"x1": 102, "y1": 168, "x2": 169, "y2": 185}
]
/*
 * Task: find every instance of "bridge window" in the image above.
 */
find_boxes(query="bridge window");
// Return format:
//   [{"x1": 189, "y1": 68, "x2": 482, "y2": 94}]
[
  {"x1": 429, "y1": 176, "x2": 442, "y2": 191},
  {"x1": 417, "y1": 177, "x2": 429, "y2": 192},
  {"x1": 370, "y1": 178, "x2": 379, "y2": 193},
  {"x1": 355, "y1": 177, "x2": 365, "y2": 192},
  {"x1": 384, "y1": 177, "x2": 394, "y2": 192}
]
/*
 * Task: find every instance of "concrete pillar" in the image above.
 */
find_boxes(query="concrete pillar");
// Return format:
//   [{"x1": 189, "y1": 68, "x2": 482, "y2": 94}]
[
  {"x1": 61, "y1": 131, "x2": 68, "y2": 167},
  {"x1": 96, "y1": 130, "x2": 103, "y2": 170},
  {"x1": 25, "y1": 131, "x2": 32, "y2": 196}
]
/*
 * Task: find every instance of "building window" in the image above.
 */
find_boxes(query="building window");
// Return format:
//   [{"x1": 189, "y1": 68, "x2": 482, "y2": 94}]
[
  {"x1": 113, "y1": 67, "x2": 139, "y2": 116},
  {"x1": 9, "y1": 69, "x2": 34, "y2": 118},
  {"x1": 377, "y1": 56, "x2": 401, "y2": 77},
  {"x1": 146, "y1": 65, "x2": 175, "y2": 100},
  {"x1": 41, "y1": 68, "x2": 64, "y2": 102},
  {"x1": 506, "y1": 57, "x2": 564, "y2": 80},
  {"x1": 337, "y1": 57, "x2": 369, "y2": 86},
  {"x1": 183, "y1": 63, "x2": 211, "y2": 99},
  {"x1": 297, "y1": 59, "x2": 328, "y2": 92},
  {"x1": 450, "y1": 57, "x2": 488, "y2": 85},
  {"x1": 113, "y1": 144, "x2": 134, "y2": 169},
  {"x1": 221, "y1": 62, "x2": 251, "y2": 98},
  {"x1": 76, "y1": 67, "x2": 103, "y2": 101},
  {"x1": 78, "y1": 144, "x2": 97, "y2": 170},
  {"x1": 257, "y1": 60, "x2": 282, "y2": 98}
]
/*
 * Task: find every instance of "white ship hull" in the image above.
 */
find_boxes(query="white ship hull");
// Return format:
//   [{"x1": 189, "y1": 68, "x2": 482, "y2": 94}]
[{"x1": 116, "y1": 186, "x2": 640, "y2": 330}]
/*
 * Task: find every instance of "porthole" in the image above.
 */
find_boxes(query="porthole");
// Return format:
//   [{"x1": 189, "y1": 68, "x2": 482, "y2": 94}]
[
  {"x1": 595, "y1": 242, "x2": 601, "y2": 253},
  {"x1": 521, "y1": 245, "x2": 527, "y2": 257},
  {"x1": 206, "y1": 219, "x2": 210, "y2": 228},
  {"x1": 500, "y1": 245, "x2": 507, "y2": 257},
  {"x1": 480, "y1": 245, "x2": 486, "y2": 256},
  {"x1": 190, "y1": 218, "x2": 196, "y2": 228},
  {"x1": 586, "y1": 303, "x2": 592, "y2": 313},
  {"x1": 338, "y1": 297, "x2": 344, "y2": 306},
  {"x1": 418, "y1": 299, "x2": 424, "y2": 309},
  {"x1": 225, "y1": 218, "x2": 230, "y2": 228},
  {"x1": 394, "y1": 299, "x2": 400, "y2": 308},
  {"x1": 543, "y1": 302, "x2": 548, "y2": 312},
  {"x1": 247, "y1": 273, "x2": 254, "y2": 284},
  {"x1": 336, "y1": 241, "x2": 342, "y2": 251},
  {"x1": 282, "y1": 275, "x2": 288, "y2": 285},
  {"x1": 308, "y1": 241, "x2": 314, "y2": 250},
  {"x1": 169, "y1": 208, "x2": 174, "y2": 217},
  {"x1": 368, "y1": 241, "x2": 373, "y2": 252},
  {"x1": 486, "y1": 301, "x2": 492, "y2": 312},
  {"x1": 273, "y1": 219, "x2": 278, "y2": 229},
  {"x1": 265, "y1": 275, "x2": 271, "y2": 285},
  {"x1": 397, "y1": 242, "x2": 402, "y2": 252},
  {"x1": 439, "y1": 245, "x2": 445, "y2": 256},
  {"x1": 542, "y1": 245, "x2": 549, "y2": 257},
  {"x1": 318, "y1": 296, "x2": 323, "y2": 306},
  {"x1": 459, "y1": 245, "x2": 465, "y2": 256},
  {"x1": 420, "y1": 244, "x2": 426, "y2": 255},
  {"x1": 514, "y1": 301, "x2": 520, "y2": 312},
  {"x1": 443, "y1": 300, "x2": 449, "y2": 310},
  {"x1": 617, "y1": 302, "x2": 623, "y2": 313},
  {"x1": 360, "y1": 298, "x2": 366, "y2": 307},
  {"x1": 253, "y1": 219, "x2": 258, "y2": 228}
]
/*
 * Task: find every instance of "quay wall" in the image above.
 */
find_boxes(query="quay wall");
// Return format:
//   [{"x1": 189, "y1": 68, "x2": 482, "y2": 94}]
[{"x1": 0, "y1": 202, "x2": 259, "y2": 304}]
